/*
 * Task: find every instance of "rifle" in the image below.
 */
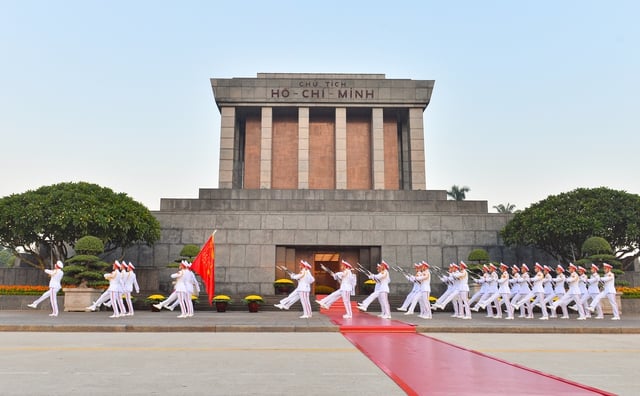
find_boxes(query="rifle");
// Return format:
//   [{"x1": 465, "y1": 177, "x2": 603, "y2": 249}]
[
  {"x1": 319, "y1": 264, "x2": 336, "y2": 277},
  {"x1": 356, "y1": 262, "x2": 377, "y2": 282},
  {"x1": 276, "y1": 265, "x2": 295, "y2": 276},
  {"x1": 394, "y1": 265, "x2": 422, "y2": 284}
]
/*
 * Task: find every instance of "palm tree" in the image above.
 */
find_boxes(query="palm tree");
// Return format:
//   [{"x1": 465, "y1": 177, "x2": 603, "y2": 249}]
[
  {"x1": 447, "y1": 185, "x2": 470, "y2": 201},
  {"x1": 493, "y1": 203, "x2": 516, "y2": 213}
]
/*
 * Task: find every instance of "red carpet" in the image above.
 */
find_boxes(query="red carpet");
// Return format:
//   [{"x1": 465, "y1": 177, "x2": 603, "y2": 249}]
[{"x1": 322, "y1": 310, "x2": 614, "y2": 395}]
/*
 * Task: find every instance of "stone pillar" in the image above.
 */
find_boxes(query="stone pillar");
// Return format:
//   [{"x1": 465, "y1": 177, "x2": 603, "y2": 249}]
[
  {"x1": 260, "y1": 107, "x2": 272, "y2": 189},
  {"x1": 218, "y1": 107, "x2": 235, "y2": 189},
  {"x1": 409, "y1": 107, "x2": 426, "y2": 190},
  {"x1": 372, "y1": 108, "x2": 385, "y2": 189},
  {"x1": 335, "y1": 107, "x2": 347, "y2": 189},
  {"x1": 298, "y1": 107, "x2": 309, "y2": 189}
]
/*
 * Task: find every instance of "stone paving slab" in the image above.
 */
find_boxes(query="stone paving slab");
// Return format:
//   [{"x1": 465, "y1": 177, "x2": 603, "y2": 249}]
[{"x1": 1, "y1": 309, "x2": 638, "y2": 333}]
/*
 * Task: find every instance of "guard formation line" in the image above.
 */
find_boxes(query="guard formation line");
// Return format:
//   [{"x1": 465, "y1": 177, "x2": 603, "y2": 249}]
[{"x1": 27, "y1": 258, "x2": 621, "y2": 321}]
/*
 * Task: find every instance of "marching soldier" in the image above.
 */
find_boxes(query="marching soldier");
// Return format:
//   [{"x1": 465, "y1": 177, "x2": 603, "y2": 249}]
[
  {"x1": 170, "y1": 260, "x2": 189, "y2": 318},
  {"x1": 468, "y1": 265, "x2": 489, "y2": 308},
  {"x1": 434, "y1": 263, "x2": 462, "y2": 317},
  {"x1": 588, "y1": 263, "x2": 620, "y2": 320},
  {"x1": 453, "y1": 261, "x2": 472, "y2": 319},
  {"x1": 514, "y1": 263, "x2": 548, "y2": 320},
  {"x1": 551, "y1": 263, "x2": 586, "y2": 320},
  {"x1": 291, "y1": 260, "x2": 315, "y2": 318},
  {"x1": 478, "y1": 263, "x2": 513, "y2": 319},
  {"x1": 548, "y1": 265, "x2": 569, "y2": 318},
  {"x1": 28, "y1": 260, "x2": 64, "y2": 317},
  {"x1": 316, "y1": 259, "x2": 355, "y2": 318},
  {"x1": 358, "y1": 261, "x2": 391, "y2": 319},
  {"x1": 414, "y1": 261, "x2": 432, "y2": 319},
  {"x1": 473, "y1": 263, "x2": 498, "y2": 317},
  {"x1": 541, "y1": 265, "x2": 555, "y2": 316},
  {"x1": 576, "y1": 265, "x2": 591, "y2": 317},
  {"x1": 509, "y1": 265, "x2": 522, "y2": 317},
  {"x1": 123, "y1": 261, "x2": 140, "y2": 315},
  {"x1": 586, "y1": 264, "x2": 604, "y2": 319},
  {"x1": 397, "y1": 262, "x2": 423, "y2": 314},
  {"x1": 518, "y1": 264, "x2": 533, "y2": 318}
]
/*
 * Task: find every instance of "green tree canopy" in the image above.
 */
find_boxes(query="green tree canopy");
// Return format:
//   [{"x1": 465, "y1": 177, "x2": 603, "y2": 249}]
[
  {"x1": 447, "y1": 185, "x2": 470, "y2": 201},
  {"x1": 501, "y1": 187, "x2": 640, "y2": 263},
  {"x1": 0, "y1": 182, "x2": 161, "y2": 268}
]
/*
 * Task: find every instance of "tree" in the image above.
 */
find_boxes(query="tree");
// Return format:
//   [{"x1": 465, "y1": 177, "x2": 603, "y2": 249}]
[
  {"x1": 0, "y1": 182, "x2": 161, "y2": 268},
  {"x1": 501, "y1": 187, "x2": 640, "y2": 265},
  {"x1": 493, "y1": 203, "x2": 516, "y2": 213},
  {"x1": 447, "y1": 185, "x2": 470, "y2": 201}
]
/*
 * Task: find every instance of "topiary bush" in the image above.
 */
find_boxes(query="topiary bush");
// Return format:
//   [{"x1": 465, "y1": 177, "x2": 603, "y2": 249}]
[
  {"x1": 180, "y1": 244, "x2": 200, "y2": 260},
  {"x1": 62, "y1": 235, "x2": 111, "y2": 288},
  {"x1": 468, "y1": 248, "x2": 490, "y2": 263}
]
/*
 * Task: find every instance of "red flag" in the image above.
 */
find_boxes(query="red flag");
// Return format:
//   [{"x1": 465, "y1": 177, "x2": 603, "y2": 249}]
[{"x1": 191, "y1": 232, "x2": 215, "y2": 305}]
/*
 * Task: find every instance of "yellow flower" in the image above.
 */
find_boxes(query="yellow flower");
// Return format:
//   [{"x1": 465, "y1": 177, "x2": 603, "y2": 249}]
[
  {"x1": 243, "y1": 294, "x2": 264, "y2": 304},
  {"x1": 145, "y1": 294, "x2": 165, "y2": 303},
  {"x1": 213, "y1": 294, "x2": 232, "y2": 302}
]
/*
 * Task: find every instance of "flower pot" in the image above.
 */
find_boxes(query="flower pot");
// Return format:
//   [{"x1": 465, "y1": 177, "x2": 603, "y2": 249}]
[
  {"x1": 215, "y1": 302, "x2": 228, "y2": 312},
  {"x1": 274, "y1": 285, "x2": 294, "y2": 295},
  {"x1": 247, "y1": 301, "x2": 260, "y2": 313}
]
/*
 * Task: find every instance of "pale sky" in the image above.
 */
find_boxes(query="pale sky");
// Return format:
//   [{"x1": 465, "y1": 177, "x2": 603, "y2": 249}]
[{"x1": 1, "y1": 1, "x2": 638, "y2": 212}]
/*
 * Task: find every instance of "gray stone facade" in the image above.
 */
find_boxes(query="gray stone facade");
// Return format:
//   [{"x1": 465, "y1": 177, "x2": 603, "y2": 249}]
[{"x1": 140, "y1": 189, "x2": 548, "y2": 296}]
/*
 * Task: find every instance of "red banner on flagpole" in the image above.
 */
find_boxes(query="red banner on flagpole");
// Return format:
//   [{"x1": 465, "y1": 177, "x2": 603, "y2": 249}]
[{"x1": 191, "y1": 233, "x2": 215, "y2": 305}]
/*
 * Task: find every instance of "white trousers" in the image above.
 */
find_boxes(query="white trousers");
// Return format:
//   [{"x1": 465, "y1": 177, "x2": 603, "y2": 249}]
[{"x1": 32, "y1": 287, "x2": 60, "y2": 315}]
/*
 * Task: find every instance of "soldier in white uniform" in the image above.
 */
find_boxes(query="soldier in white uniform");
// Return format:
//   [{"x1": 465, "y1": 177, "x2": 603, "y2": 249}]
[
  {"x1": 540, "y1": 265, "x2": 555, "y2": 316},
  {"x1": 575, "y1": 266, "x2": 591, "y2": 317},
  {"x1": 585, "y1": 264, "x2": 604, "y2": 319},
  {"x1": 478, "y1": 263, "x2": 513, "y2": 319},
  {"x1": 121, "y1": 261, "x2": 140, "y2": 315},
  {"x1": 170, "y1": 261, "x2": 189, "y2": 318},
  {"x1": 468, "y1": 265, "x2": 489, "y2": 308},
  {"x1": 397, "y1": 263, "x2": 423, "y2": 314},
  {"x1": 414, "y1": 261, "x2": 432, "y2": 319},
  {"x1": 28, "y1": 260, "x2": 64, "y2": 317},
  {"x1": 508, "y1": 265, "x2": 521, "y2": 316},
  {"x1": 316, "y1": 259, "x2": 356, "y2": 318},
  {"x1": 548, "y1": 265, "x2": 569, "y2": 318},
  {"x1": 433, "y1": 264, "x2": 461, "y2": 317},
  {"x1": 588, "y1": 263, "x2": 620, "y2": 320},
  {"x1": 514, "y1": 263, "x2": 548, "y2": 319},
  {"x1": 453, "y1": 261, "x2": 471, "y2": 319},
  {"x1": 473, "y1": 263, "x2": 498, "y2": 317},
  {"x1": 551, "y1": 263, "x2": 586, "y2": 320},
  {"x1": 517, "y1": 264, "x2": 533, "y2": 318},
  {"x1": 358, "y1": 261, "x2": 391, "y2": 319},
  {"x1": 291, "y1": 260, "x2": 315, "y2": 318},
  {"x1": 86, "y1": 260, "x2": 120, "y2": 312},
  {"x1": 104, "y1": 261, "x2": 126, "y2": 318},
  {"x1": 183, "y1": 261, "x2": 200, "y2": 317}
]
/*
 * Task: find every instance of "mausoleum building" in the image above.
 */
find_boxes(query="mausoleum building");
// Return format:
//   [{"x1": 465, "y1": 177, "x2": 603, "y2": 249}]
[{"x1": 144, "y1": 73, "x2": 534, "y2": 296}]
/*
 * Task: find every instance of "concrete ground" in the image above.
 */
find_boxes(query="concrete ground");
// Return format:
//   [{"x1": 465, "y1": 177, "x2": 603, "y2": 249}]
[{"x1": 1, "y1": 309, "x2": 638, "y2": 395}]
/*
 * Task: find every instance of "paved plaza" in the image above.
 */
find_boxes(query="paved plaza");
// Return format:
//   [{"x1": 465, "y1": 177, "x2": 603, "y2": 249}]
[{"x1": 0, "y1": 310, "x2": 638, "y2": 395}]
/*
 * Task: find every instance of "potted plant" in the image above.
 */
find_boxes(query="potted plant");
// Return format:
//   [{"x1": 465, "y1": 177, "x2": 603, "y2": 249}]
[
  {"x1": 361, "y1": 279, "x2": 376, "y2": 294},
  {"x1": 146, "y1": 294, "x2": 166, "y2": 311},
  {"x1": 62, "y1": 236, "x2": 111, "y2": 311},
  {"x1": 212, "y1": 294, "x2": 232, "y2": 312},
  {"x1": 273, "y1": 278, "x2": 295, "y2": 294},
  {"x1": 243, "y1": 294, "x2": 264, "y2": 312}
]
